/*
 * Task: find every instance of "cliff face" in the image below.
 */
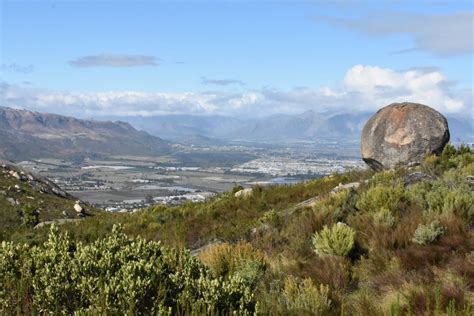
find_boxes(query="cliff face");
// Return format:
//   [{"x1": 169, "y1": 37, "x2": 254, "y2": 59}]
[{"x1": 0, "y1": 107, "x2": 172, "y2": 161}]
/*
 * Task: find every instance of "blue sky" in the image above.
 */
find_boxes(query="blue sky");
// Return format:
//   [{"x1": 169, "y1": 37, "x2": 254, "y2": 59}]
[{"x1": 1, "y1": 0, "x2": 473, "y2": 118}]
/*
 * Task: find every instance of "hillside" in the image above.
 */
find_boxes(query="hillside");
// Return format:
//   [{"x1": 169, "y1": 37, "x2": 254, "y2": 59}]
[
  {"x1": 0, "y1": 107, "x2": 172, "y2": 161},
  {"x1": 0, "y1": 161, "x2": 99, "y2": 241},
  {"x1": 1, "y1": 144, "x2": 473, "y2": 314}
]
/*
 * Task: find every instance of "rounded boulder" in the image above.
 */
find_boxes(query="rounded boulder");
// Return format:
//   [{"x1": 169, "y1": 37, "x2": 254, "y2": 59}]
[{"x1": 361, "y1": 102, "x2": 450, "y2": 171}]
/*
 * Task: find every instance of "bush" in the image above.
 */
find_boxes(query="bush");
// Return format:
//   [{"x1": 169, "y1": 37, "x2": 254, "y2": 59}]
[
  {"x1": 373, "y1": 207, "x2": 396, "y2": 228},
  {"x1": 356, "y1": 182, "x2": 405, "y2": 215},
  {"x1": 198, "y1": 241, "x2": 267, "y2": 289},
  {"x1": 408, "y1": 180, "x2": 474, "y2": 220},
  {"x1": 280, "y1": 276, "x2": 331, "y2": 315},
  {"x1": 312, "y1": 222, "x2": 356, "y2": 257},
  {"x1": 21, "y1": 204, "x2": 39, "y2": 227},
  {"x1": 258, "y1": 276, "x2": 331, "y2": 315},
  {"x1": 317, "y1": 189, "x2": 358, "y2": 222},
  {"x1": 0, "y1": 225, "x2": 258, "y2": 314},
  {"x1": 412, "y1": 220, "x2": 446, "y2": 245}
]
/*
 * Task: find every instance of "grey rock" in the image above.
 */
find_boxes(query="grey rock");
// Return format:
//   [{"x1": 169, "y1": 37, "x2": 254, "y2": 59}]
[
  {"x1": 331, "y1": 182, "x2": 360, "y2": 195},
  {"x1": 403, "y1": 172, "x2": 436, "y2": 187},
  {"x1": 6, "y1": 198, "x2": 19, "y2": 205},
  {"x1": 361, "y1": 102, "x2": 450, "y2": 171}
]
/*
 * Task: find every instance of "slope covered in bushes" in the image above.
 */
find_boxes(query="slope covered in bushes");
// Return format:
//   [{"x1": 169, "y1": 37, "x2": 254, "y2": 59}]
[{"x1": 1, "y1": 144, "x2": 473, "y2": 315}]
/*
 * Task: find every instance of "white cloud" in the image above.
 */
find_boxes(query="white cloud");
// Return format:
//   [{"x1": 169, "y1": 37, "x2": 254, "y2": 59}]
[
  {"x1": 68, "y1": 54, "x2": 159, "y2": 68},
  {"x1": 0, "y1": 65, "x2": 469, "y2": 118},
  {"x1": 313, "y1": 11, "x2": 473, "y2": 57},
  {"x1": 343, "y1": 65, "x2": 464, "y2": 112}
]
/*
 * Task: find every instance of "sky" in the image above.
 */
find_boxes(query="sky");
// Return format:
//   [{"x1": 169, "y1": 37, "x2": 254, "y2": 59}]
[{"x1": 0, "y1": 0, "x2": 473, "y2": 119}]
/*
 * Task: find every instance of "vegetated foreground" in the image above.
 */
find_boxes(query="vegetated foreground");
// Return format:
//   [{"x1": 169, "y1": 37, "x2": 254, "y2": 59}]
[{"x1": 1, "y1": 145, "x2": 473, "y2": 315}]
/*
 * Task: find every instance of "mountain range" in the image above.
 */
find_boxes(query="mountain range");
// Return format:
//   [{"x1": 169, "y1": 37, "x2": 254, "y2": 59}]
[
  {"x1": 114, "y1": 110, "x2": 473, "y2": 144},
  {"x1": 1, "y1": 106, "x2": 471, "y2": 162},
  {"x1": 0, "y1": 107, "x2": 172, "y2": 161}
]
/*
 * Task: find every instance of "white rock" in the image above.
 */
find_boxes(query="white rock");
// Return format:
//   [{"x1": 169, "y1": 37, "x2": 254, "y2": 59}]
[
  {"x1": 330, "y1": 182, "x2": 360, "y2": 195},
  {"x1": 74, "y1": 203, "x2": 84, "y2": 213},
  {"x1": 234, "y1": 188, "x2": 253, "y2": 198},
  {"x1": 10, "y1": 171, "x2": 21, "y2": 180},
  {"x1": 6, "y1": 198, "x2": 19, "y2": 205}
]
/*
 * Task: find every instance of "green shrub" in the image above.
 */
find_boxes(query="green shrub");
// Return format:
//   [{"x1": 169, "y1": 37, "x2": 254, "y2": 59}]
[
  {"x1": 356, "y1": 182, "x2": 405, "y2": 215},
  {"x1": 312, "y1": 222, "x2": 356, "y2": 257},
  {"x1": 408, "y1": 181, "x2": 474, "y2": 220},
  {"x1": 318, "y1": 189, "x2": 358, "y2": 222},
  {"x1": 0, "y1": 225, "x2": 258, "y2": 314},
  {"x1": 258, "y1": 276, "x2": 331, "y2": 315},
  {"x1": 412, "y1": 220, "x2": 446, "y2": 245},
  {"x1": 21, "y1": 204, "x2": 39, "y2": 227},
  {"x1": 373, "y1": 207, "x2": 396, "y2": 228},
  {"x1": 259, "y1": 209, "x2": 281, "y2": 228},
  {"x1": 198, "y1": 241, "x2": 267, "y2": 289},
  {"x1": 280, "y1": 276, "x2": 331, "y2": 315}
]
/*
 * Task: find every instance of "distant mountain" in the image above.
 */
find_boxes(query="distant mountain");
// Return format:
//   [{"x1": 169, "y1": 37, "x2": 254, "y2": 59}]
[
  {"x1": 118, "y1": 111, "x2": 472, "y2": 145},
  {"x1": 0, "y1": 107, "x2": 172, "y2": 161},
  {"x1": 113, "y1": 114, "x2": 245, "y2": 142}
]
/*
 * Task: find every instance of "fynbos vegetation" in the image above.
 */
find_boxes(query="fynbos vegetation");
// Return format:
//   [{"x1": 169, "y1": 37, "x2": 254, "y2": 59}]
[{"x1": 1, "y1": 144, "x2": 473, "y2": 314}]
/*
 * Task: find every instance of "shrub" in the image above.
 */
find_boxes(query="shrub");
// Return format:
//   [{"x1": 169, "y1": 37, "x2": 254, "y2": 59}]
[
  {"x1": 198, "y1": 241, "x2": 267, "y2": 289},
  {"x1": 412, "y1": 220, "x2": 446, "y2": 245},
  {"x1": 21, "y1": 204, "x2": 39, "y2": 227},
  {"x1": 312, "y1": 222, "x2": 356, "y2": 257},
  {"x1": 373, "y1": 207, "x2": 396, "y2": 228},
  {"x1": 258, "y1": 276, "x2": 331, "y2": 315},
  {"x1": 280, "y1": 276, "x2": 331, "y2": 315},
  {"x1": 259, "y1": 209, "x2": 281, "y2": 228},
  {"x1": 408, "y1": 181, "x2": 474, "y2": 220},
  {"x1": 356, "y1": 182, "x2": 405, "y2": 215},
  {"x1": 0, "y1": 225, "x2": 258, "y2": 314},
  {"x1": 317, "y1": 189, "x2": 358, "y2": 222}
]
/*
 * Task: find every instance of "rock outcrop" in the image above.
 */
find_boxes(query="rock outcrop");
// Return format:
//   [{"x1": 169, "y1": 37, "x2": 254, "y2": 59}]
[{"x1": 361, "y1": 102, "x2": 450, "y2": 171}]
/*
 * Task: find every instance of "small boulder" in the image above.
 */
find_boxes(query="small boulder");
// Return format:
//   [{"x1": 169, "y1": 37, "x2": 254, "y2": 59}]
[
  {"x1": 361, "y1": 102, "x2": 450, "y2": 171},
  {"x1": 234, "y1": 188, "x2": 253, "y2": 198},
  {"x1": 10, "y1": 171, "x2": 21, "y2": 180},
  {"x1": 403, "y1": 172, "x2": 436, "y2": 187},
  {"x1": 331, "y1": 182, "x2": 360, "y2": 195},
  {"x1": 6, "y1": 198, "x2": 19, "y2": 205},
  {"x1": 73, "y1": 203, "x2": 84, "y2": 214}
]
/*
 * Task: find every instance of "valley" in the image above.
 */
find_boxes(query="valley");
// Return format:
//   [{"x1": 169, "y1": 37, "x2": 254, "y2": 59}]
[{"x1": 17, "y1": 140, "x2": 365, "y2": 211}]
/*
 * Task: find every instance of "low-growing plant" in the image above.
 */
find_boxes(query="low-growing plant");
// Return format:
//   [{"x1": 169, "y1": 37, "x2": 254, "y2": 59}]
[
  {"x1": 198, "y1": 241, "x2": 267, "y2": 289},
  {"x1": 317, "y1": 189, "x2": 358, "y2": 222},
  {"x1": 312, "y1": 222, "x2": 356, "y2": 257},
  {"x1": 373, "y1": 207, "x2": 396, "y2": 228},
  {"x1": 356, "y1": 182, "x2": 405, "y2": 215},
  {"x1": 21, "y1": 204, "x2": 39, "y2": 227},
  {"x1": 258, "y1": 276, "x2": 331, "y2": 315},
  {"x1": 412, "y1": 220, "x2": 446, "y2": 245},
  {"x1": 0, "y1": 225, "x2": 258, "y2": 314},
  {"x1": 280, "y1": 276, "x2": 331, "y2": 315}
]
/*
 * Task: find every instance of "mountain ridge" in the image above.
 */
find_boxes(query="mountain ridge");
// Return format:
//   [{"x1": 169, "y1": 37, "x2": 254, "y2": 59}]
[{"x1": 0, "y1": 106, "x2": 173, "y2": 161}]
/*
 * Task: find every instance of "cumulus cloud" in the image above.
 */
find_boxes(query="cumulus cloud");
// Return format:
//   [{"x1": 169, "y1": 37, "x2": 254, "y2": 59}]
[
  {"x1": 313, "y1": 11, "x2": 473, "y2": 57},
  {"x1": 68, "y1": 54, "x2": 159, "y2": 68},
  {"x1": 201, "y1": 76, "x2": 245, "y2": 86},
  {"x1": 1, "y1": 65, "x2": 470, "y2": 118},
  {"x1": 0, "y1": 63, "x2": 34, "y2": 74}
]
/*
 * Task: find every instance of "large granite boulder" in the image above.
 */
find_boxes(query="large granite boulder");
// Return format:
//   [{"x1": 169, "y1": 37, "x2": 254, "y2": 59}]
[{"x1": 361, "y1": 102, "x2": 450, "y2": 171}]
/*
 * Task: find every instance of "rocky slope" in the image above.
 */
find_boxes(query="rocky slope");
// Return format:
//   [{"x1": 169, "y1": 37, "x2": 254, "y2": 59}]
[
  {"x1": 0, "y1": 161, "x2": 98, "y2": 239},
  {"x1": 0, "y1": 106, "x2": 172, "y2": 161}
]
